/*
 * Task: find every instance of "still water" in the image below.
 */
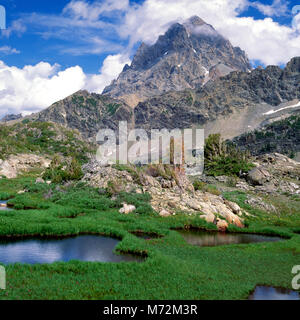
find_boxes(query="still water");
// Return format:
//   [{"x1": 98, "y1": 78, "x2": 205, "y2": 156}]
[
  {"x1": 178, "y1": 229, "x2": 282, "y2": 247},
  {"x1": 0, "y1": 201, "x2": 12, "y2": 211},
  {"x1": 0, "y1": 235, "x2": 144, "y2": 264},
  {"x1": 249, "y1": 286, "x2": 300, "y2": 300}
]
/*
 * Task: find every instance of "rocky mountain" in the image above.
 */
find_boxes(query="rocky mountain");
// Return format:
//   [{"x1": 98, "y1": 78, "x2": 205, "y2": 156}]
[
  {"x1": 103, "y1": 16, "x2": 251, "y2": 107},
  {"x1": 26, "y1": 56, "x2": 300, "y2": 143},
  {"x1": 134, "y1": 57, "x2": 300, "y2": 137},
  {"x1": 1, "y1": 113, "x2": 22, "y2": 122}
]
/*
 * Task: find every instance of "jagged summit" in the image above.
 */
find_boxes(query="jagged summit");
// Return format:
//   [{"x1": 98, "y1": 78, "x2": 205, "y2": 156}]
[{"x1": 103, "y1": 16, "x2": 251, "y2": 107}]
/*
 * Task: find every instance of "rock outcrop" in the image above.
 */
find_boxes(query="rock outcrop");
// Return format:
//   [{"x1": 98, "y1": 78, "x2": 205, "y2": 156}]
[
  {"x1": 0, "y1": 154, "x2": 51, "y2": 179},
  {"x1": 82, "y1": 161, "x2": 245, "y2": 230},
  {"x1": 239, "y1": 153, "x2": 300, "y2": 195}
]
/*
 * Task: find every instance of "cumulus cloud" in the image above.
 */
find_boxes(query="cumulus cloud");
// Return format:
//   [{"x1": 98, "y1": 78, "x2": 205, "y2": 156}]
[
  {"x1": 0, "y1": 61, "x2": 86, "y2": 117},
  {"x1": 85, "y1": 53, "x2": 131, "y2": 93},
  {"x1": 0, "y1": 54, "x2": 130, "y2": 118},
  {"x1": 250, "y1": 0, "x2": 289, "y2": 17}
]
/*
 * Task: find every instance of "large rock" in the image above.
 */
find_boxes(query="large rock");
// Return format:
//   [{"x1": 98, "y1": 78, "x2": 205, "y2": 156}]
[
  {"x1": 247, "y1": 167, "x2": 270, "y2": 186},
  {"x1": 119, "y1": 204, "x2": 136, "y2": 214}
]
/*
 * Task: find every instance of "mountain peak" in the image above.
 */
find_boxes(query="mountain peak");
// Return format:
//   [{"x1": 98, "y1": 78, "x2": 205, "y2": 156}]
[
  {"x1": 185, "y1": 15, "x2": 207, "y2": 26},
  {"x1": 103, "y1": 16, "x2": 251, "y2": 107}
]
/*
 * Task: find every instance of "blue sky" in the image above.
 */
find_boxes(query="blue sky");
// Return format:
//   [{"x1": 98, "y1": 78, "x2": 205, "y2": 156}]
[{"x1": 0, "y1": 0, "x2": 299, "y2": 116}]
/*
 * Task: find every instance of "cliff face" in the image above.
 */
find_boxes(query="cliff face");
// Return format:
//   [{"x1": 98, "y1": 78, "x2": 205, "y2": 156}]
[{"x1": 103, "y1": 16, "x2": 251, "y2": 107}]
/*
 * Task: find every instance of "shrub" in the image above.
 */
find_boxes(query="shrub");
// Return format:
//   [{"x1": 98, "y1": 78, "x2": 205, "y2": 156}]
[
  {"x1": 193, "y1": 181, "x2": 221, "y2": 195},
  {"x1": 43, "y1": 156, "x2": 83, "y2": 183},
  {"x1": 204, "y1": 134, "x2": 254, "y2": 177}
]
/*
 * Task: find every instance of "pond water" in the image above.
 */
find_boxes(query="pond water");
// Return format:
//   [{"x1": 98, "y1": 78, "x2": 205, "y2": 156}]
[
  {"x1": 0, "y1": 235, "x2": 144, "y2": 264},
  {"x1": 249, "y1": 286, "x2": 300, "y2": 300},
  {"x1": 0, "y1": 201, "x2": 12, "y2": 211},
  {"x1": 178, "y1": 229, "x2": 282, "y2": 247}
]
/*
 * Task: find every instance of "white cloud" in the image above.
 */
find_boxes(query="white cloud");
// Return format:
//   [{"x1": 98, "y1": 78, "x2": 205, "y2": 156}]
[
  {"x1": 0, "y1": 54, "x2": 130, "y2": 118},
  {"x1": 63, "y1": 0, "x2": 129, "y2": 20},
  {"x1": 85, "y1": 53, "x2": 130, "y2": 93},
  {"x1": 0, "y1": 61, "x2": 86, "y2": 117},
  {"x1": 0, "y1": 46, "x2": 20, "y2": 55},
  {"x1": 1, "y1": 20, "x2": 26, "y2": 38},
  {"x1": 251, "y1": 0, "x2": 289, "y2": 17}
]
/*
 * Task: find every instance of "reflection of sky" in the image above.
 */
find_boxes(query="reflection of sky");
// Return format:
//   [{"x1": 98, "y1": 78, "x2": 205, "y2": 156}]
[
  {"x1": 0, "y1": 201, "x2": 12, "y2": 211},
  {"x1": 250, "y1": 286, "x2": 300, "y2": 300},
  {"x1": 0, "y1": 236, "x2": 141, "y2": 264}
]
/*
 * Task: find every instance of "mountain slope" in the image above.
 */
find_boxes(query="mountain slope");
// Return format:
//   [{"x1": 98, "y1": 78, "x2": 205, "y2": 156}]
[
  {"x1": 134, "y1": 57, "x2": 300, "y2": 137},
  {"x1": 35, "y1": 90, "x2": 134, "y2": 138},
  {"x1": 0, "y1": 119, "x2": 95, "y2": 162},
  {"x1": 103, "y1": 16, "x2": 251, "y2": 107},
  {"x1": 231, "y1": 112, "x2": 300, "y2": 160}
]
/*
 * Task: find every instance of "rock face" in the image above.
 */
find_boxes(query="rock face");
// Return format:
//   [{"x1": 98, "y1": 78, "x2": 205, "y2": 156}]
[
  {"x1": 82, "y1": 161, "x2": 244, "y2": 230},
  {"x1": 103, "y1": 16, "x2": 251, "y2": 107},
  {"x1": 0, "y1": 154, "x2": 51, "y2": 179}
]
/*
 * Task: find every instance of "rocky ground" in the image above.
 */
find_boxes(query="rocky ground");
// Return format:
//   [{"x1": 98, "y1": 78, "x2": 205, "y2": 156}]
[
  {"x1": 82, "y1": 161, "x2": 245, "y2": 231},
  {"x1": 82, "y1": 152, "x2": 299, "y2": 231},
  {"x1": 0, "y1": 154, "x2": 51, "y2": 179}
]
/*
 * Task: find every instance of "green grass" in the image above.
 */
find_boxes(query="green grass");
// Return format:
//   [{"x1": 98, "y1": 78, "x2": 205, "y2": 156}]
[
  {"x1": 0, "y1": 121, "x2": 95, "y2": 163},
  {"x1": 0, "y1": 177, "x2": 299, "y2": 300}
]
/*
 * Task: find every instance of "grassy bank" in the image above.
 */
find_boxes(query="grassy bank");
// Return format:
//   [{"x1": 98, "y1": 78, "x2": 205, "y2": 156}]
[{"x1": 0, "y1": 176, "x2": 299, "y2": 300}]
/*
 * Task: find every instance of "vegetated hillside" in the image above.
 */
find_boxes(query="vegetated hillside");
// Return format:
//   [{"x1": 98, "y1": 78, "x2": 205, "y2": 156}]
[
  {"x1": 231, "y1": 112, "x2": 300, "y2": 158},
  {"x1": 36, "y1": 90, "x2": 133, "y2": 139},
  {"x1": 0, "y1": 120, "x2": 95, "y2": 162}
]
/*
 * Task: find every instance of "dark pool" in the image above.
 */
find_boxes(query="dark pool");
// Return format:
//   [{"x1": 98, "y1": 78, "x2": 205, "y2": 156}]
[
  {"x1": 178, "y1": 230, "x2": 282, "y2": 247},
  {"x1": 0, "y1": 235, "x2": 144, "y2": 264},
  {"x1": 249, "y1": 286, "x2": 300, "y2": 300}
]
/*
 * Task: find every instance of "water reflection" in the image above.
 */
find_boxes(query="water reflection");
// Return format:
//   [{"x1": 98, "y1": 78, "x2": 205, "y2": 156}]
[
  {"x1": 0, "y1": 201, "x2": 12, "y2": 211},
  {"x1": 178, "y1": 230, "x2": 281, "y2": 247},
  {"x1": 249, "y1": 286, "x2": 300, "y2": 300},
  {"x1": 0, "y1": 235, "x2": 144, "y2": 264}
]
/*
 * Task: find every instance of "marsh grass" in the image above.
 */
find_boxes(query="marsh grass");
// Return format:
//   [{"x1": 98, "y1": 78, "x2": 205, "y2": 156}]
[{"x1": 0, "y1": 177, "x2": 299, "y2": 300}]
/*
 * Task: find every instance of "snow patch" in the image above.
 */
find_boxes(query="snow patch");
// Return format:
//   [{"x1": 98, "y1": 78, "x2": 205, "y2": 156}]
[{"x1": 263, "y1": 101, "x2": 300, "y2": 115}]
